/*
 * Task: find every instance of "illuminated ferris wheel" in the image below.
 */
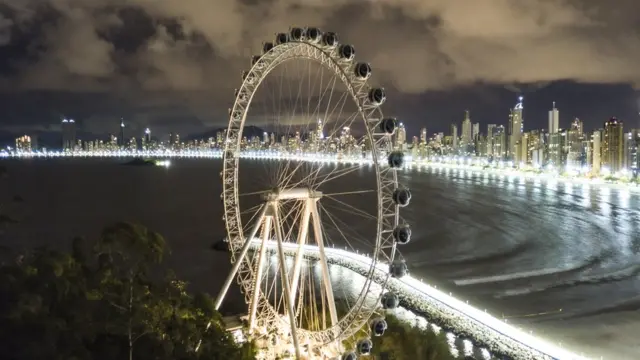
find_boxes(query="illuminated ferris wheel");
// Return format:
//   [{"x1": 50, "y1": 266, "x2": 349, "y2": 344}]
[{"x1": 214, "y1": 26, "x2": 413, "y2": 359}]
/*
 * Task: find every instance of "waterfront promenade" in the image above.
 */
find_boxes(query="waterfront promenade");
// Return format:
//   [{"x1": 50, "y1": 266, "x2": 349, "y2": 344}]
[{"x1": 4, "y1": 150, "x2": 638, "y2": 193}]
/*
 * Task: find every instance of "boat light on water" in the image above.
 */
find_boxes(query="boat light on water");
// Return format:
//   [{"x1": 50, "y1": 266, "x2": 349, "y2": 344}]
[{"x1": 155, "y1": 160, "x2": 171, "y2": 167}]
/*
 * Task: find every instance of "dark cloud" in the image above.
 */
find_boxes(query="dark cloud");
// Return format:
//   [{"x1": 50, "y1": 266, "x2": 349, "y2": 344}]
[{"x1": 0, "y1": 0, "x2": 638, "y2": 133}]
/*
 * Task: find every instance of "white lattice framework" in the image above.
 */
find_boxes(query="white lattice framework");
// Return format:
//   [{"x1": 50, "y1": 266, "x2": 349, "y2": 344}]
[{"x1": 217, "y1": 30, "x2": 404, "y2": 356}]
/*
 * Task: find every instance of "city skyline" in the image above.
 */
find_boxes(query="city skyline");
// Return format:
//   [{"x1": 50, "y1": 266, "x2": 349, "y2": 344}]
[
  {"x1": 5, "y1": 91, "x2": 639, "y2": 146},
  {"x1": 12, "y1": 95, "x2": 640, "y2": 181}
]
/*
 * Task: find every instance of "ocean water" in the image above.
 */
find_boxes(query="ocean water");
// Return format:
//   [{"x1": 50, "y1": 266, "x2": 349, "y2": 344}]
[{"x1": 1, "y1": 158, "x2": 639, "y2": 359}]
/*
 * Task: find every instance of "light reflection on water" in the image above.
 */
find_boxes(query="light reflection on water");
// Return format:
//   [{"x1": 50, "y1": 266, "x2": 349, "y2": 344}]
[
  {"x1": 401, "y1": 166, "x2": 640, "y2": 360},
  {"x1": 3, "y1": 159, "x2": 640, "y2": 359}
]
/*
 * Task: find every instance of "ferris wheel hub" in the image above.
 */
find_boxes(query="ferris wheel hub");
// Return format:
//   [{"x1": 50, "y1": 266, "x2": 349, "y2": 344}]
[{"x1": 262, "y1": 187, "x2": 323, "y2": 201}]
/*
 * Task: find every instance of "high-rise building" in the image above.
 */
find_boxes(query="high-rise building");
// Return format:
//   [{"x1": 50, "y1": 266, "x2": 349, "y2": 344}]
[
  {"x1": 144, "y1": 128, "x2": 151, "y2": 142},
  {"x1": 602, "y1": 117, "x2": 624, "y2": 174},
  {"x1": 548, "y1": 102, "x2": 559, "y2": 134},
  {"x1": 492, "y1": 125, "x2": 507, "y2": 160},
  {"x1": 61, "y1": 118, "x2": 77, "y2": 151},
  {"x1": 547, "y1": 131, "x2": 566, "y2": 168},
  {"x1": 508, "y1": 96, "x2": 524, "y2": 158},
  {"x1": 16, "y1": 135, "x2": 32, "y2": 152},
  {"x1": 461, "y1": 110, "x2": 472, "y2": 145},
  {"x1": 472, "y1": 123, "x2": 480, "y2": 141},
  {"x1": 316, "y1": 119, "x2": 324, "y2": 140},
  {"x1": 420, "y1": 127, "x2": 427, "y2": 144},
  {"x1": 627, "y1": 129, "x2": 640, "y2": 175},
  {"x1": 592, "y1": 130, "x2": 603, "y2": 174},
  {"x1": 571, "y1": 117, "x2": 583, "y2": 135},
  {"x1": 518, "y1": 133, "x2": 529, "y2": 165},
  {"x1": 450, "y1": 124, "x2": 458, "y2": 151},
  {"x1": 119, "y1": 119, "x2": 125, "y2": 148},
  {"x1": 434, "y1": 132, "x2": 444, "y2": 145},
  {"x1": 486, "y1": 124, "x2": 496, "y2": 157},
  {"x1": 527, "y1": 130, "x2": 544, "y2": 167},
  {"x1": 396, "y1": 122, "x2": 406, "y2": 148},
  {"x1": 566, "y1": 118, "x2": 585, "y2": 168}
]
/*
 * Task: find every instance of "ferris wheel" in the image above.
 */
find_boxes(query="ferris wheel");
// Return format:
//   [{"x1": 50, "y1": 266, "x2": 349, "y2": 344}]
[{"x1": 214, "y1": 27, "x2": 413, "y2": 359}]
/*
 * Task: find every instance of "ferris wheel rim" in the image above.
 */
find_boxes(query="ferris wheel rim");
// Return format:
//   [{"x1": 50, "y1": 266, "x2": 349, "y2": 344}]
[{"x1": 220, "y1": 36, "x2": 400, "y2": 349}]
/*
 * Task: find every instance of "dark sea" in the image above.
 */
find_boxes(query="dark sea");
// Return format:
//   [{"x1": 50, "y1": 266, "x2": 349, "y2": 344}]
[{"x1": 1, "y1": 158, "x2": 639, "y2": 359}]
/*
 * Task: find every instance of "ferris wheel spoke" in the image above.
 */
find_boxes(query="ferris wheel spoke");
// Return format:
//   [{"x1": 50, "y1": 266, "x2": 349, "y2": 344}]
[
  {"x1": 309, "y1": 73, "x2": 336, "y2": 126},
  {"x1": 239, "y1": 190, "x2": 270, "y2": 197},
  {"x1": 278, "y1": 160, "x2": 308, "y2": 190},
  {"x1": 322, "y1": 91, "x2": 351, "y2": 139},
  {"x1": 318, "y1": 202, "x2": 371, "y2": 252},
  {"x1": 262, "y1": 78, "x2": 279, "y2": 187},
  {"x1": 325, "y1": 98, "x2": 357, "y2": 142},
  {"x1": 327, "y1": 111, "x2": 360, "y2": 140},
  {"x1": 285, "y1": 163, "x2": 325, "y2": 190},
  {"x1": 314, "y1": 164, "x2": 362, "y2": 188},
  {"x1": 322, "y1": 189, "x2": 376, "y2": 197},
  {"x1": 287, "y1": 62, "x2": 306, "y2": 137},
  {"x1": 322, "y1": 197, "x2": 377, "y2": 221},
  {"x1": 239, "y1": 203, "x2": 264, "y2": 216}
]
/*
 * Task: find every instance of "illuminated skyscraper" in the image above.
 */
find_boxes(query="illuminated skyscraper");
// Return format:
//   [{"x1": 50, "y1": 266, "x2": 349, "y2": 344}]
[
  {"x1": 144, "y1": 128, "x2": 151, "y2": 143},
  {"x1": 602, "y1": 117, "x2": 624, "y2": 173},
  {"x1": 548, "y1": 102, "x2": 559, "y2": 134},
  {"x1": 316, "y1": 119, "x2": 324, "y2": 140},
  {"x1": 119, "y1": 119, "x2": 125, "y2": 148},
  {"x1": 396, "y1": 122, "x2": 406, "y2": 148},
  {"x1": 486, "y1": 124, "x2": 496, "y2": 156},
  {"x1": 61, "y1": 118, "x2": 77, "y2": 151},
  {"x1": 547, "y1": 130, "x2": 566, "y2": 168},
  {"x1": 509, "y1": 96, "x2": 524, "y2": 158},
  {"x1": 450, "y1": 124, "x2": 458, "y2": 150},
  {"x1": 592, "y1": 130, "x2": 603, "y2": 174},
  {"x1": 472, "y1": 123, "x2": 480, "y2": 141},
  {"x1": 461, "y1": 110, "x2": 472, "y2": 145},
  {"x1": 492, "y1": 125, "x2": 506, "y2": 160},
  {"x1": 420, "y1": 127, "x2": 427, "y2": 144},
  {"x1": 527, "y1": 130, "x2": 544, "y2": 167},
  {"x1": 567, "y1": 118, "x2": 584, "y2": 168},
  {"x1": 627, "y1": 130, "x2": 640, "y2": 174},
  {"x1": 16, "y1": 135, "x2": 32, "y2": 152}
]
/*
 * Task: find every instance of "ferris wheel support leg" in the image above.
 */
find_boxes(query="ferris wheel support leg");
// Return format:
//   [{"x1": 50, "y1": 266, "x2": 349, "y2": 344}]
[
  {"x1": 248, "y1": 215, "x2": 271, "y2": 330},
  {"x1": 273, "y1": 204, "x2": 302, "y2": 360},
  {"x1": 214, "y1": 204, "x2": 267, "y2": 311},
  {"x1": 311, "y1": 199, "x2": 339, "y2": 326},
  {"x1": 289, "y1": 198, "x2": 312, "y2": 305}
]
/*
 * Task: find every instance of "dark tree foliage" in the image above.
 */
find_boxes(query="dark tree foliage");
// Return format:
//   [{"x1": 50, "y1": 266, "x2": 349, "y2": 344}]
[
  {"x1": 370, "y1": 315, "x2": 456, "y2": 360},
  {"x1": 0, "y1": 222, "x2": 255, "y2": 360}
]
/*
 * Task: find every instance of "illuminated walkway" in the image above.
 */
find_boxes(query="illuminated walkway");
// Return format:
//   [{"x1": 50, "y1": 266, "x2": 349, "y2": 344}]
[{"x1": 249, "y1": 240, "x2": 587, "y2": 360}]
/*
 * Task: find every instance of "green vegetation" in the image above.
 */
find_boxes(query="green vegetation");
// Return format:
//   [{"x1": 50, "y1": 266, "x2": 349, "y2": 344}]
[
  {"x1": 297, "y1": 267, "x2": 458, "y2": 360},
  {"x1": 0, "y1": 222, "x2": 255, "y2": 360},
  {"x1": 0, "y1": 215, "x2": 461, "y2": 360},
  {"x1": 369, "y1": 315, "x2": 456, "y2": 360}
]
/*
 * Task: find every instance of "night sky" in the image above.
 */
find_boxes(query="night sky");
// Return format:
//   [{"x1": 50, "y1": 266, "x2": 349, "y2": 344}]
[{"x1": 0, "y1": 0, "x2": 639, "y2": 141}]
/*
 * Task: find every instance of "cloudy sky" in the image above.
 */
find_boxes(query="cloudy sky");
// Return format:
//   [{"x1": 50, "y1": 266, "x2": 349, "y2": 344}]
[{"x1": 0, "y1": 0, "x2": 639, "y2": 139}]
